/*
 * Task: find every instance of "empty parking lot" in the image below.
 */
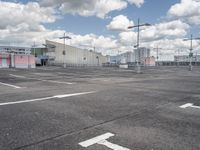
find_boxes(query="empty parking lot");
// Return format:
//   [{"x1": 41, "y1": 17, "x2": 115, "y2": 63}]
[{"x1": 0, "y1": 66, "x2": 200, "y2": 150}]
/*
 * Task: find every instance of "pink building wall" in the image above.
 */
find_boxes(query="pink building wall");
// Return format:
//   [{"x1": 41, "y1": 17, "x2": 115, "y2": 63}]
[
  {"x1": 0, "y1": 54, "x2": 35, "y2": 69},
  {"x1": 144, "y1": 56, "x2": 156, "y2": 66},
  {"x1": 14, "y1": 55, "x2": 29, "y2": 68}
]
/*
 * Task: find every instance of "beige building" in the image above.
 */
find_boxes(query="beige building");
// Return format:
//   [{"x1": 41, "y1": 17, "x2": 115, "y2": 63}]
[{"x1": 45, "y1": 40, "x2": 109, "y2": 66}]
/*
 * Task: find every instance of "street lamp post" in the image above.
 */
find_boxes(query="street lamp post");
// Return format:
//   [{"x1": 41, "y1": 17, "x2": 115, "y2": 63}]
[
  {"x1": 59, "y1": 33, "x2": 71, "y2": 68},
  {"x1": 183, "y1": 34, "x2": 200, "y2": 71},
  {"x1": 128, "y1": 18, "x2": 151, "y2": 73},
  {"x1": 153, "y1": 46, "x2": 162, "y2": 66}
]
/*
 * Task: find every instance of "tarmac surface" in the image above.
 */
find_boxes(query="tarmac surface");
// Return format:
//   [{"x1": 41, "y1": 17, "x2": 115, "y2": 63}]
[{"x1": 0, "y1": 66, "x2": 200, "y2": 150}]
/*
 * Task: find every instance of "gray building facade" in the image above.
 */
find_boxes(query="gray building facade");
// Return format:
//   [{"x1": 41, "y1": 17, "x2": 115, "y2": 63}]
[
  {"x1": 134, "y1": 47, "x2": 150, "y2": 65},
  {"x1": 45, "y1": 40, "x2": 109, "y2": 66}
]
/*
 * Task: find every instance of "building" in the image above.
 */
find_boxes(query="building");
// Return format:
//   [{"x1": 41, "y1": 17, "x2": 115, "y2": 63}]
[
  {"x1": 0, "y1": 46, "x2": 31, "y2": 54},
  {"x1": 45, "y1": 40, "x2": 109, "y2": 66},
  {"x1": 134, "y1": 47, "x2": 150, "y2": 65},
  {"x1": 174, "y1": 55, "x2": 200, "y2": 62},
  {"x1": 110, "y1": 51, "x2": 135, "y2": 64},
  {"x1": 31, "y1": 47, "x2": 48, "y2": 65},
  {"x1": 0, "y1": 46, "x2": 35, "y2": 69},
  {"x1": 144, "y1": 56, "x2": 156, "y2": 66},
  {"x1": 174, "y1": 55, "x2": 200, "y2": 66},
  {"x1": 0, "y1": 53, "x2": 10, "y2": 68}
]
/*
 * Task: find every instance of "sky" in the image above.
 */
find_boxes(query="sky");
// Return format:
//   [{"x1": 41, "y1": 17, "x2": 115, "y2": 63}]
[{"x1": 1, "y1": 0, "x2": 200, "y2": 60}]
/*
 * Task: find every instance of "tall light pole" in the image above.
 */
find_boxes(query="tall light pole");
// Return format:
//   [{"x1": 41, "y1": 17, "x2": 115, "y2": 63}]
[
  {"x1": 183, "y1": 34, "x2": 200, "y2": 71},
  {"x1": 153, "y1": 46, "x2": 162, "y2": 66},
  {"x1": 175, "y1": 49, "x2": 180, "y2": 67},
  {"x1": 128, "y1": 18, "x2": 151, "y2": 73},
  {"x1": 59, "y1": 33, "x2": 71, "y2": 68}
]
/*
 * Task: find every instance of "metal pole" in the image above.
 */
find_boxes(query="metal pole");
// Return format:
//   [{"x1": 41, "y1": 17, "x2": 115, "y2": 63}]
[
  {"x1": 177, "y1": 49, "x2": 180, "y2": 67},
  {"x1": 156, "y1": 46, "x2": 159, "y2": 66},
  {"x1": 137, "y1": 18, "x2": 141, "y2": 73},
  {"x1": 34, "y1": 41, "x2": 36, "y2": 57},
  {"x1": 189, "y1": 34, "x2": 193, "y2": 71},
  {"x1": 63, "y1": 33, "x2": 66, "y2": 68}
]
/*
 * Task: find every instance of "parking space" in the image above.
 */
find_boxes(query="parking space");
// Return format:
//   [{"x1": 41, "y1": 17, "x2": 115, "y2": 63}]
[{"x1": 0, "y1": 66, "x2": 200, "y2": 150}]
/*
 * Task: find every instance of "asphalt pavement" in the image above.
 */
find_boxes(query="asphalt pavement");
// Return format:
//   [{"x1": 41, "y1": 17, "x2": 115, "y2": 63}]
[{"x1": 0, "y1": 66, "x2": 200, "y2": 150}]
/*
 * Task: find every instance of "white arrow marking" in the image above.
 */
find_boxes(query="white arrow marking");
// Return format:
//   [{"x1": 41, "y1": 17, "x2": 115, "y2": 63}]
[
  {"x1": 0, "y1": 91, "x2": 96, "y2": 106},
  {"x1": 79, "y1": 132, "x2": 130, "y2": 150},
  {"x1": 0, "y1": 82, "x2": 22, "y2": 89},
  {"x1": 180, "y1": 103, "x2": 200, "y2": 109}
]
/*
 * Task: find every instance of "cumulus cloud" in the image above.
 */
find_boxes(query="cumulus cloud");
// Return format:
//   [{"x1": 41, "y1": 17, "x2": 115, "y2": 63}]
[
  {"x1": 67, "y1": 34, "x2": 119, "y2": 51},
  {"x1": 119, "y1": 31, "x2": 137, "y2": 46},
  {"x1": 107, "y1": 15, "x2": 134, "y2": 31},
  {"x1": 39, "y1": 0, "x2": 144, "y2": 18},
  {"x1": 0, "y1": 1, "x2": 57, "y2": 30},
  {"x1": 142, "y1": 20, "x2": 189, "y2": 40},
  {"x1": 168, "y1": 0, "x2": 200, "y2": 25},
  {"x1": 126, "y1": 0, "x2": 144, "y2": 7},
  {"x1": 119, "y1": 20, "x2": 189, "y2": 45},
  {"x1": 60, "y1": 0, "x2": 127, "y2": 19},
  {"x1": 0, "y1": 1, "x2": 62, "y2": 46}
]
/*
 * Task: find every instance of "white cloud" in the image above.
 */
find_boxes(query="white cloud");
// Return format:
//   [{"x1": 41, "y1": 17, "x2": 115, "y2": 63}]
[
  {"x1": 39, "y1": 0, "x2": 144, "y2": 18},
  {"x1": 168, "y1": 0, "x2": 200, "y2": 25},
  {"x1": 0, "y1": 1, "x2": 62, "y2": 47},
  {"x1": 107, "y1": 15, "x2": 134, "y2": 31},
  {"x1": 119, "y1": 31, "x2": 137, "y2": 46},
  {"x1": 119, "y1": 20, "x2": 189, "y2": 45},
  {"x1": 0, "y1": 1, "x2": 57, "y2": 30},
  {"x1": 67, "y1": 34, "x2": 119, "y2": 51},
  {"x1": 126, "y1": 0, "x2": 144, "y2": 7},
  {"x1": 61, "y1": 0, "x2": 127, "y2": 19},
  {"x1": 142, "y1": 20, "x2": 189, "y2": 40}
]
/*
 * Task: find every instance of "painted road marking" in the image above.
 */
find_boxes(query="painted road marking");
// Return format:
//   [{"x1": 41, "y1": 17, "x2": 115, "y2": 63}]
[
  {"x1": 10, "y1": 74, "x2": 75, "y2": 85},
  {"x1": 79, "y1": 132, "x2": 130, "y2": 150},
  {"x1": 180, "y1": 103, "x2": 200, "y2": 109},
  {"x1": 9, "y1": 74, "x2": 26, "y2": 78},
  {"x1": 0, "y1": 82, "x2": 21, "y2": 89},
  {"x1": 0, "y1": 91, "x2": 96, "y2": 106}
]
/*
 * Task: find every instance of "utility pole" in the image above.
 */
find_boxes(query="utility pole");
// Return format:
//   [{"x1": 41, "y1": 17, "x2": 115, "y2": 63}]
[
  {"x1": 33, "y1": 41, "x2": 36, "y2": 57},
  {"x1": 153, "y1": 46, "x2": 162, "y2": 66},
  {"x1": 59, "y1": 33, "x2": 71, "y2": 68},
  {"x1": 183, "y1": 34, "x2": 200, "y2": 71},
  {"x1": 128, "y1": 18, "x2": 151, "y2": 73}
]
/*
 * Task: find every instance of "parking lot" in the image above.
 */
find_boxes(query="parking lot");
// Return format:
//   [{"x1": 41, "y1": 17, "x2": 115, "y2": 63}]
[{"x1": 0, "y1": 66, "x2": 200, "y2": 150}]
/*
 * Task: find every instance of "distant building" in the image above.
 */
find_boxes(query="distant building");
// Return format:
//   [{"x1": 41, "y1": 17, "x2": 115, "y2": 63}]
[
  {"x1": 0, "y1": 46, "x2": 35, "y2": 69},
  {"x1": 144, "y1": 56, "x2": 156, "y2": 66},
  {"x1": 110, "y1": 48, "x2": 151, "y2": 66},
  {"x1": 134, "y1": 47, "x2": 150, "y2": 65},
  {"x1": 110, "y1": 51, "x2": 135, "y2": 64},
  {"x1": 45, "y1": 40, "x2": 109, "y2": 66},
  {"x1": 174, "y1": 55, "x2": 200, "y2": 62},
  {"x1": 0, "y1": 46, "x2": 31, "y2": 54},
  {"x1": 31, "y1": 47, "x2": 48, "y2": 65}
]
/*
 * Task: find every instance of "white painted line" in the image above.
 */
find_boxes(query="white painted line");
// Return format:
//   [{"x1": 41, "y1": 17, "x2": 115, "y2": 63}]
[
  {"x1": 0, "y1": 91, "x2": 96, "y2": 106},
  {"x1": 180, "y1": 103, "x2": 200, "y2": 109},
  {"x1": 79, "y1": 133, "x2": 114, "y2": 147},
  {"x1": 10, "y1": 74, "x2": 75, "y2": 85},
  {"x1": 54, "y1": 91, "x2": 95, "y2": 98},
  {"x1": 0, "y1": 82, "x2": 21, "y2": 89},
  {"x1": 180, "y1": 103, "x2": 193, "y2": 108},
  {"x1": 41, "y1": 79, "x2": 74, "y2": 85},
  {"x1": 10, "y1": 74, "x2": 26, "y2": 78},
  {"x1": 79, "y1": 132, "x2": 130, "y2": 150},
  {"x1": 98, "y1": 140, "x2": 130, "y2": 150}
]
